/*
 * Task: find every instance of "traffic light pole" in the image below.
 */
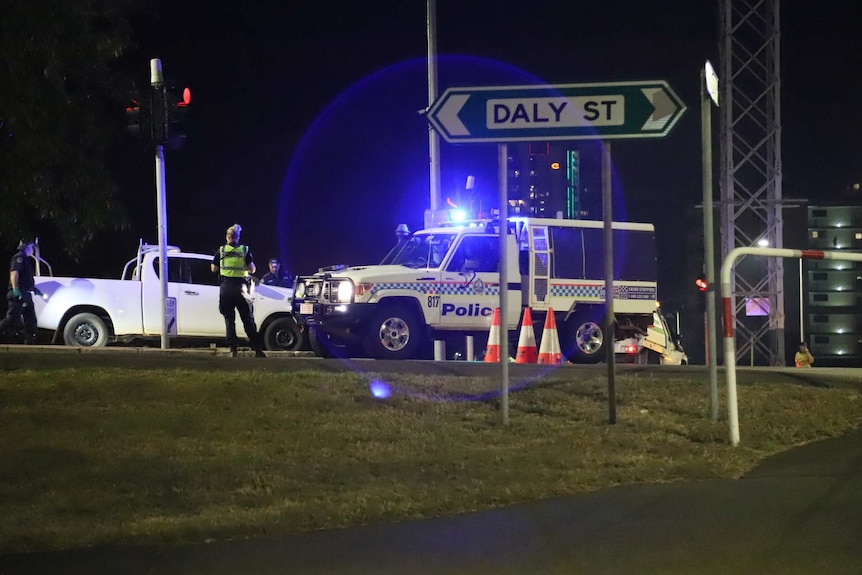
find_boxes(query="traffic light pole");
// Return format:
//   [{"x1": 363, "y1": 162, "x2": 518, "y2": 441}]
[{"x1": 151, "y1": 58, "x2": 170, "y2": 350}]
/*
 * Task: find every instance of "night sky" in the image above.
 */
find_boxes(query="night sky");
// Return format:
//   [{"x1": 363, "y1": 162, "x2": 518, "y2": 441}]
[{"x1": 106, "y1": 0, "x2": 862, "y2": 309}]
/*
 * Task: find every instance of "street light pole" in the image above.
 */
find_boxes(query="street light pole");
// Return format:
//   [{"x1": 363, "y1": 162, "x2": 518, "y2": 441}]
[{"x1": 427, "y1": 0, "x2": 441, "y2": 214}]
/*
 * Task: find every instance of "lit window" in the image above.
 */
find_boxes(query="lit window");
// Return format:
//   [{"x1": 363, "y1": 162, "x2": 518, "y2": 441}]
[{"x1": 812, "y1": 231, "x2": 819, "y2": 238}]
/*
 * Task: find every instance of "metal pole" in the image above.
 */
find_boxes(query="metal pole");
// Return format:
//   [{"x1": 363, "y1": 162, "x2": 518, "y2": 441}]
[
  {"x1": 701, "y1": 66, "x2": 719, "y2": 421},
  {"x1": 151, "y1": 58, "x2": 169, "y2": 350},
  {"x1": 703, "y1": 310, "x2": 709, "y2": 365},
  {"x1": 426, "y1": 0, "x2": 441, "y2": 212},
  {"x1": 799, "y1": 258, "x2": 804, "y2": 341},
  {"x1": 721, "y1": 245, "x2": 862, "y2": 446},
  {"x1": 498, "y1": 143, "x2": 509, "y2": 425},
  {"x1": 602, "y1": 141, "x2": 616, "y2": 424}
]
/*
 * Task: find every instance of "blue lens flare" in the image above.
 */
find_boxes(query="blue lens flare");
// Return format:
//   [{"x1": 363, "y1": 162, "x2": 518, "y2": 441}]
[
  {"x1": 370, "y1": 380, "x2": 392, "y2": 399},
  {"x1": 279, "y1": 53, "x2": 624, "y2": 397}
]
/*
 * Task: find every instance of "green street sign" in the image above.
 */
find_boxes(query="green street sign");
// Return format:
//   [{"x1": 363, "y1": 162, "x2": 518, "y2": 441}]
[{"x1": 426, "y1": 81, "x2": 686, "y2": 143}]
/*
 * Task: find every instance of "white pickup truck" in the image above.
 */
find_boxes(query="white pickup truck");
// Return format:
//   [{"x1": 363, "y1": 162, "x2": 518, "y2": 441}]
[{"x1": 32, "y1": 243, "x2": 304, "y2": 350}]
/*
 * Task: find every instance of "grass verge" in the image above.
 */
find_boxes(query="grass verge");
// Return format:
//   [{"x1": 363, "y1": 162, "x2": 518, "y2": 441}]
[{"x1": 1, "y1": 366, "x2": 860, "y2": 553}]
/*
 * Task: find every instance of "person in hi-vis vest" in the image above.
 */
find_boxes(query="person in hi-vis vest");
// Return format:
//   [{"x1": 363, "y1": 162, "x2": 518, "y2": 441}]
[{"x1": 211, "y1": 223, "x2": 266, "y2": 358}]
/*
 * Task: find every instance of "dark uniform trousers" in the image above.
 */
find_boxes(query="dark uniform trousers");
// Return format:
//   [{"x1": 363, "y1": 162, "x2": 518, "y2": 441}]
[
  {"x1": 0, "y1": 289, "x2": 37, "y2": 344},
  {"x1": 218, "y1": 277, "x2": 263, "y2": 351}
]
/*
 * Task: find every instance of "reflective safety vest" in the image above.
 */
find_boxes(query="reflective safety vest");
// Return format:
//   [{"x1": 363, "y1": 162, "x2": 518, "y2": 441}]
[{"x1": 219, "y1": 244, "x2": 249, "y2": 278}]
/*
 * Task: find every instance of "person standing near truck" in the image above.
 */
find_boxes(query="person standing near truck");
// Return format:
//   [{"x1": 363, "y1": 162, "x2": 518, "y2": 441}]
[
  {"x1": 261, "y1": 258, "x2": 292, "y2": 288},
  {"x1": 211, "y1": 224, "x2": 266, "y2": 358},
  {"x1": 0, "y1": 240, "x2": 38, "y2": 344}
]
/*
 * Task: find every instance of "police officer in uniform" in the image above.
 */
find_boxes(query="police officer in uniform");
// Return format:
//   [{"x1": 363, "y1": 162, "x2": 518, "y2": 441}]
[
  {"x1": 261, "y1": 258, "x2": 292, "y2": 288},
  {"x1": 210, "y1": 224, "x2": 266, "y2": 358},
  {"x1": 0, "y1": 239, "x2": 38, "y2": 344}
]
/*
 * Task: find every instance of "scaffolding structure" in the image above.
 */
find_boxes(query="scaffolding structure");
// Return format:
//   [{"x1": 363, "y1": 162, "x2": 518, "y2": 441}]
[{"x1": 719, "y1": 0, "x2": 785, "y2": 366}]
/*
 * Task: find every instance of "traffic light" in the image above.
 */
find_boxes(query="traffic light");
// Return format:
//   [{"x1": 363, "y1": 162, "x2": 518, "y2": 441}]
[
  {"x1": 125, "y1": 94, "x2": 150, "y2": 138},
  {"x1": 124, "y1": 98, "x2": 141, "y2": 135},
  {"x1": 124, "y1": 85, "x2": 189, "y2": 147},
  {"x1": 696, "y1": 277, "x2": 708, "y2": 292},
  {"x1": 166, "y1": 86, "x2": 191, "y2": 149}
]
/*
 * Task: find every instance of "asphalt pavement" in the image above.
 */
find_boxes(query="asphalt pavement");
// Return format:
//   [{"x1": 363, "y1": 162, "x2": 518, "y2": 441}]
[{"x1": 2, "y1": 425, "x2": 861, "y2": 575}]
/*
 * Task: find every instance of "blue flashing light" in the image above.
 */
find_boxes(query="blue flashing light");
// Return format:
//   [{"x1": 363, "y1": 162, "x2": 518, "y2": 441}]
[
  {"x1": 449, "y1": 209, "x2": 468, "y2": 223},
  {"x1": 370, "y1": 380, "x2": 392, "y2": 399}
]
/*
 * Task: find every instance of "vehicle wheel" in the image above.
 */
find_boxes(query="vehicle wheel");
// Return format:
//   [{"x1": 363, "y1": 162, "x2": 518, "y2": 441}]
[
  {"x1": 308, "y1": 326, "x2": 355, "y2": 358},
  {"x1": 63, "y1": 312, "x2": 109, "y2": 347},
  {"x1": 263, "y1": 316, "x2": 302, "y2": 351},
  {"x1": 309, "y1": 326, "x2": 333, "y2": 358},
  {"x1": 561, "y1": 309, "x2": 606, "y2": 364},
  {"x1": 363, "y1": 306, "x2": 424, "y2": 360}
]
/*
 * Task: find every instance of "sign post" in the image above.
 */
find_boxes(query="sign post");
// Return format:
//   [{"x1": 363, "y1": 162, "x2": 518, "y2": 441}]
[
  {"x1": 426, "y1": 80, "x2": 686, "y2": 426},
  {"x1": 702, "y1": 61, "x2": 720, "y2": 422}
]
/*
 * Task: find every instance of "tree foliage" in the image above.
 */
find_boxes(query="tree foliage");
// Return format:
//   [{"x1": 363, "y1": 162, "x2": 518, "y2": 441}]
[{"x1": 0, "y1": 0, "x2": 148, "y2": 255}]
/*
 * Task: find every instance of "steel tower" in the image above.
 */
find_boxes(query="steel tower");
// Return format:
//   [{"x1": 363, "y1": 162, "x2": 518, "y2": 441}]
[{"x1": 719, "y1": 0, "x2": 785, "y2": 366}]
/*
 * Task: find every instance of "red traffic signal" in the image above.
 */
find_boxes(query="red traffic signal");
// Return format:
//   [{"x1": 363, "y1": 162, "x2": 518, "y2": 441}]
[
  {"x1": 696, "y1": 277, "x2": 708, "y2": 292},
  {"x1": 124, "y1": 100, "x2": 141, "y2": 135}
]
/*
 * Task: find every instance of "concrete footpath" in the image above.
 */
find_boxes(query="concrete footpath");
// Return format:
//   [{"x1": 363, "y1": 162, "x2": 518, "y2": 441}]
[{"x1": 2, "y1": 427, "x2": 861, "y2": 575}]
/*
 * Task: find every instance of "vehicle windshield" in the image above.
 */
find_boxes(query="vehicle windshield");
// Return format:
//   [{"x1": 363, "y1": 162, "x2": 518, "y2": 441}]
[{"x1": 388, "y1": 233, "x2": 456, "y2": 269}]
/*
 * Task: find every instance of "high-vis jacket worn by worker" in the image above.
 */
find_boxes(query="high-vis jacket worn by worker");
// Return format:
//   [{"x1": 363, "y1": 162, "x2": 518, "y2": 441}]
[{"x1": 219, "y1": 245, "x2": 249, "y2": 278}]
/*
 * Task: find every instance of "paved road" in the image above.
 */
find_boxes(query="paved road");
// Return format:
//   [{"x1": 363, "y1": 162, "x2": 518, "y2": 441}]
[{"x1": 2, "y1": 346, "x2": 861, "y2": 574}]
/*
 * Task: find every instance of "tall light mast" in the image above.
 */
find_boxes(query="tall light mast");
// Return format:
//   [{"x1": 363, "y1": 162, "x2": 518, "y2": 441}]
[{"x1": 719, "y1": 0, "x2": 785, "y2": 366}]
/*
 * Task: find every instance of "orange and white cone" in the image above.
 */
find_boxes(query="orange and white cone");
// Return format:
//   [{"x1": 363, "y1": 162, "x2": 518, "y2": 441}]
[
  {"x1": 538, "y1": 308, "x2": 562, "y2": 365},
  {"x1": 483, "y1": 307, "x2": 501, "y2": 363},
  {"x1": 515, "y1": 307, "x2": 538, "y2": 364}
]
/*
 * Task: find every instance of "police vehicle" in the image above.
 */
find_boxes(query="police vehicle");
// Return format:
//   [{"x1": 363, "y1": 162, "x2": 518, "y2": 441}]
[{"x1": 293, "y1": 217, "x2": 686, "y2": 364}]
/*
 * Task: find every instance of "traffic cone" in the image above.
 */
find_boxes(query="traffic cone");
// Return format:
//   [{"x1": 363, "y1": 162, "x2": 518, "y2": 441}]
[
  {"x1": 538, "y1": 308, "x2": 562, "y2": 365},
  {"x1": 483, "y1": 307, "x2": 501, "y2": 363},
  {"x1": 515, "y1": 307, "x2": 538, "y2": 363}
]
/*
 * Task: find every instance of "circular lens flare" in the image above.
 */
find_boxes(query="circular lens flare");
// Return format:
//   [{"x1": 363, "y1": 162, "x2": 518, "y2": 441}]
[{"x1": 370, "y1": 380, "x2": 392, "y2": 399}]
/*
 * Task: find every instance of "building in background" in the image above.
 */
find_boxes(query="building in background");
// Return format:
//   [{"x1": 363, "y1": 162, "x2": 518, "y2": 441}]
[
  {"x1": 805, "y1": 204, "x2": 862, "y2": 366},
  {"x1": 507, "y1": 143, "x2": 590, "y2": 219}
]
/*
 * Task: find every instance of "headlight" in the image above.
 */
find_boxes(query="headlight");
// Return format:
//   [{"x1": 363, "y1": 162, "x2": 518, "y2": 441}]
[
  {"x1": 335, "y1": 280, "x2": 354, "y2": 303},
  {"x1": 295, "y1": 281, "x2": 306, "y2": 298}
]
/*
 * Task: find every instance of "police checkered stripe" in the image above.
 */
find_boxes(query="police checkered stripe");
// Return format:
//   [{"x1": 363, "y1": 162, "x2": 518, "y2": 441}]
[
  {"x1": 551, "y1": 284, "x2": 604, "y2": 298},
  {"x1": 370, "y1": 282, "x2": 499, "y2": 296},
  {"x1": 551, "y1": 284, "x2": 657, "y2": 299}
]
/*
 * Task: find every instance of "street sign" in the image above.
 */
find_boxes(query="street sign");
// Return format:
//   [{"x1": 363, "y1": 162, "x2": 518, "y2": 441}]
[{"x1": 426, "y1": 81, "x2": 686, "y2": 143}]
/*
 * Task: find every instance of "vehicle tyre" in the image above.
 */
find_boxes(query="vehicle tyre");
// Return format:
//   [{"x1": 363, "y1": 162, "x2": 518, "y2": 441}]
[
  {"x1": 309, "y1": 326, "x2": 333, "y2": 358},
  {"x1": 63, "y1": 312, "x2": 110, "y2": 347},
  {"x1": 363, "y1": 305, "x2": 425, "y2": 360},
  {"x1": 263, "y1": 316, "x2": 303, "y2": 351},
  {"x1": 308, "y1": 326, "x2": 355, "y2": 358},
  {"x1": 561, "y1": 308, "x2": 605, "y2": 364}
]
